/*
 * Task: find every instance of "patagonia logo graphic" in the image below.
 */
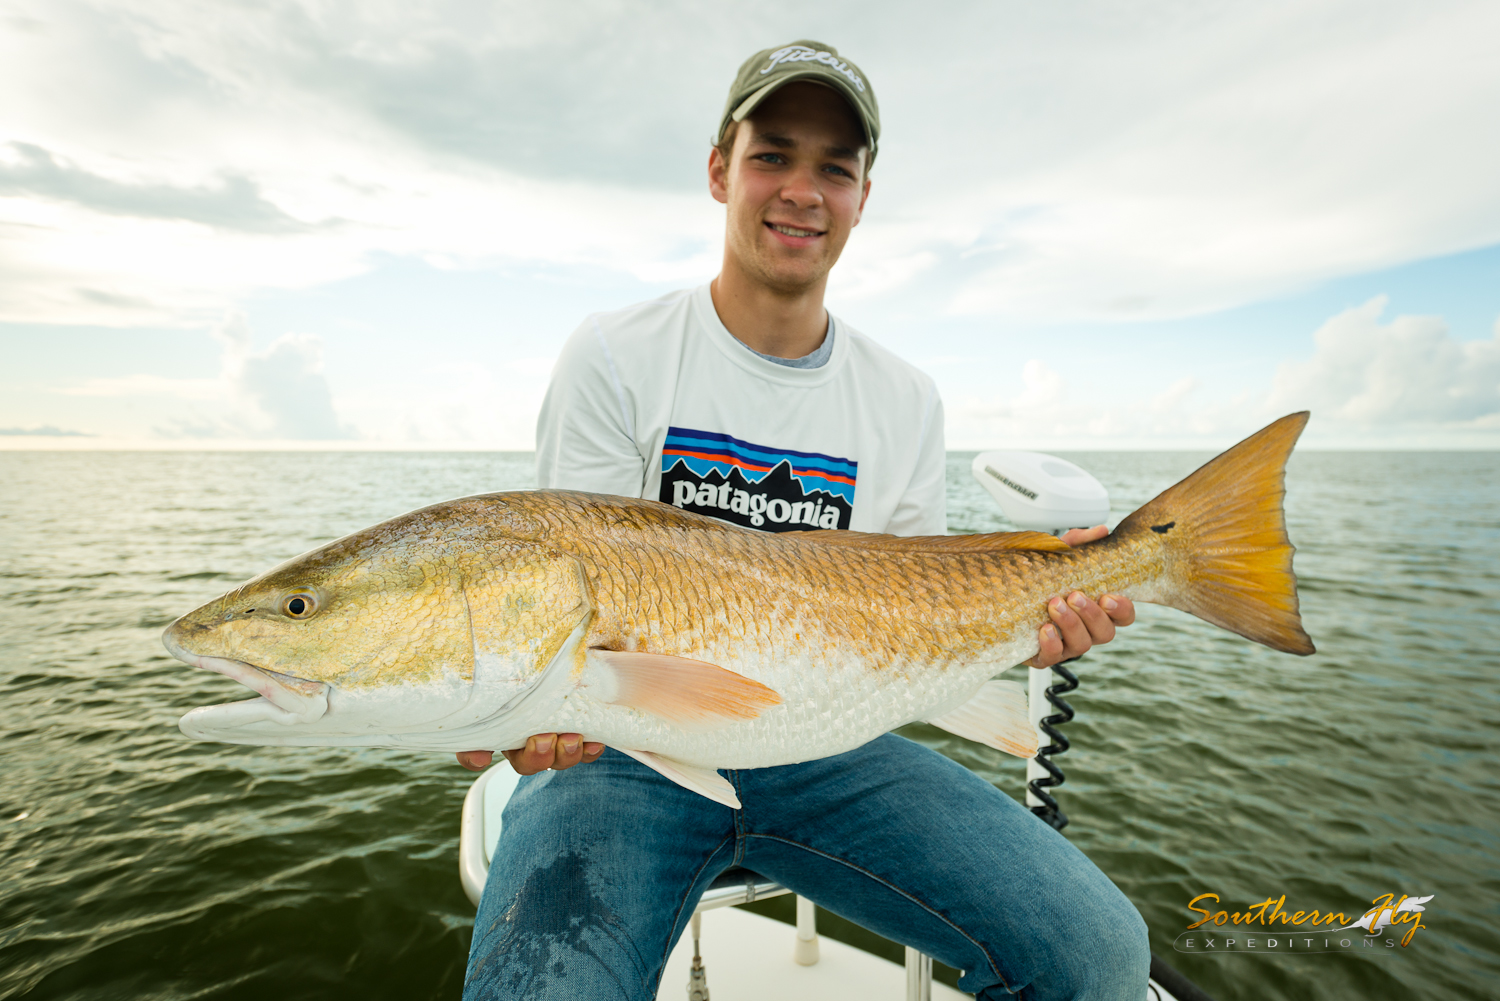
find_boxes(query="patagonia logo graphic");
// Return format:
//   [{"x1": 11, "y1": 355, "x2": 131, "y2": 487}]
[
  {"x1": 760, "y1": 46, "x2": 867, "y2": 93},
  {"x1": 660, "y1": 427, "x2": 855, "y2": 532}
]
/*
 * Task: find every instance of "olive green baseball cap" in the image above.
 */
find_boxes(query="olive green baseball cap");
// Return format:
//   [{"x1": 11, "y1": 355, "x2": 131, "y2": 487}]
[{"x1": 718, "y1": 40, "x2": 880, "y2": 165}]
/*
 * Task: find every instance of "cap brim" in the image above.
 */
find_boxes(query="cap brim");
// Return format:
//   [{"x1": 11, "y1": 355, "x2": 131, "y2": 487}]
[{"x1": 728, "y1": 72, "x2": 877, "y2": 157}]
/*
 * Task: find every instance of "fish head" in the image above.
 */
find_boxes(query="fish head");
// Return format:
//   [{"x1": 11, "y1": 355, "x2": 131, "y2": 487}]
[{"x1": 166, "y1": 500, "x2": 593, "y2": 746}]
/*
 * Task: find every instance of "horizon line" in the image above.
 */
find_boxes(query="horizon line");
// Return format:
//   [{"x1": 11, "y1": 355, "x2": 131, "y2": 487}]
[{"x1": 2, "y1": 440, "x2": 1496, "y2": 454}]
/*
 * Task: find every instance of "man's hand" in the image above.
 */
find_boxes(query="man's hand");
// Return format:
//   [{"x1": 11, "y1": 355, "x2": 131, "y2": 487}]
[
  {"x1": 1028, "y1": 525, "x2": 1136, "y2": 669},
  {"x1": 455, "y1": 734, "x2": 605, "y2": 774}
]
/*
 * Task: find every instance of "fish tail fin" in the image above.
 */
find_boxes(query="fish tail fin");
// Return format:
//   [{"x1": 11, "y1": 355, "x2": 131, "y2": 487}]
[{"x1": 1115, "y1": 412, "x2": 1315, "y2": 655}]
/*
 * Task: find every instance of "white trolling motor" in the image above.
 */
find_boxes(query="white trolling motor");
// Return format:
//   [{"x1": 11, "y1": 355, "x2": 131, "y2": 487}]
[
  {"x1": 969, "y1": 450, "x2": 1110, "y2": 536},
  {"x1": 970, "y1": 449, "x2": 1111, "y2": 831}
]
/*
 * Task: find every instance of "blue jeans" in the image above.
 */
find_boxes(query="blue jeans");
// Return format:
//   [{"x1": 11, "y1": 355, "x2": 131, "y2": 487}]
[{"x1": 464, "y1": 735, "x2": 1147, "y2": 1000}]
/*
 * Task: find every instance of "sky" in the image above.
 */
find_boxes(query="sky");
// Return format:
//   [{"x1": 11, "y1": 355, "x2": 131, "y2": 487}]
[{"x1": 1, "y1": 0, "x2": 1497, "y2": 451}]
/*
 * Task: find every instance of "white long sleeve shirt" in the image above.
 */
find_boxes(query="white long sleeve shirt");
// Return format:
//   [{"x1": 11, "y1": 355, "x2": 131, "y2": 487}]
[{"x1": 536, "y1": 284, "x2": 946, "y2": 537}]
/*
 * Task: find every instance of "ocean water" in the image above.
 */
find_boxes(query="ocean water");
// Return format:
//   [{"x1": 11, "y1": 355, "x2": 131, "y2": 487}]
[{"x1": 0, "y1": 449, "x2": 1496, "y2": 1000}]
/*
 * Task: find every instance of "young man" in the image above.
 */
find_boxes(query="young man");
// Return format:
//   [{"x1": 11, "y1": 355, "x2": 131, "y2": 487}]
[{"x1": 461, "y1": 41, "x2": 1147, "y2": 1000}]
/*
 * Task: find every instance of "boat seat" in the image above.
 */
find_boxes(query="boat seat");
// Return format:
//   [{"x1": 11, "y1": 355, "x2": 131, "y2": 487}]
[{"x1": 696, "y1": 865, "x2": 792, "y2": 910}]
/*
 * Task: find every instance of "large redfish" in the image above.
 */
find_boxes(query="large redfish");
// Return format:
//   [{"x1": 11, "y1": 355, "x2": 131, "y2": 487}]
[{"x1": 166, "y1": 413, "x2": 1314, "y2": 807}]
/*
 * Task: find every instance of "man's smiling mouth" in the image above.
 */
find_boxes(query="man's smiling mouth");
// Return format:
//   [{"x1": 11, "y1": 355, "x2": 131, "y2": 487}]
[{"x1": 768, "y1": 223, "x2": 824, "y2": 238}]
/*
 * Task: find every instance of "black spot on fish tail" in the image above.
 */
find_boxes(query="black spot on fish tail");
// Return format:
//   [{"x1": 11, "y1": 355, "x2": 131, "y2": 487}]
[
  {"x1": 468, "y1": 847, "x2": 650, "y2": 999},
  {"x1": 1151, "y1": 522, "x2": 1176, "y2": 534}
]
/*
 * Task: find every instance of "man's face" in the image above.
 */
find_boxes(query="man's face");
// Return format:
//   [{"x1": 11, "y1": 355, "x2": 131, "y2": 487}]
[{"x1": 710, "y1": 82, "x2": 871, "y2": 296}]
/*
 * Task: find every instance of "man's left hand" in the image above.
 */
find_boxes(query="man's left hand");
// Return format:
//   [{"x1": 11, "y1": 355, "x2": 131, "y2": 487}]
[{"x1": 1028, "y1": 525, "x2": 1136, "y2": 669}]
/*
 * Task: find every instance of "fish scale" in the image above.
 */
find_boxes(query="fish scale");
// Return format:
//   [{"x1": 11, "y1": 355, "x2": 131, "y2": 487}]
[
  {"x1": 544, "y1": 516, "x2": 1073, "y2": 766},
  {"x1": 167, "y1": 414, "x2": 1315, "y2": 805}
]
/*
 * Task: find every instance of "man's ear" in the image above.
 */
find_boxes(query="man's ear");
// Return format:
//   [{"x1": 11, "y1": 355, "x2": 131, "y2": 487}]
[
  {"x1": 852, "y1": 175, "x2": 872, "y2": 227},
  {"x1": 708, "y1": 146, "x2": 730, "y2": 205}
]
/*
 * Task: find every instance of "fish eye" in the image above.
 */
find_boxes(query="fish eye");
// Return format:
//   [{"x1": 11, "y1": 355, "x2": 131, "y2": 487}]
[{"x1": 281, "y1": 590, "x2": 318, "y2": 619}]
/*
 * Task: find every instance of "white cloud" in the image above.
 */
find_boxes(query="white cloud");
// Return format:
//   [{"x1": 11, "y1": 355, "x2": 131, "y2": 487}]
[
  {"x1": 1267, "y1": 297, "x2": 1500, "y2": 430},
  {"x1": 0, "y1": 0, "x2": 1496, "y2": 327},
  {"x1": 0, "y1": 424, "x2": 93, "y2": 436},
  {"x1": 337, "y1": 356, "x2": 554, "y2": 449},
  {"x1": 205, "y1": 312, "x2": 354, "y2": 439},
  {"x1": 1150, "y1": 376, "x2": 1201, "y2": 415},
  {"x1": 921, "y1": 3, "x2": 1500, "y2": 321},
  {"x1": 60, "y1": 373, "x2": 221, "y2": 399},
  {"x1": 0, "y1": 149, "x2": 720, "y2": 326},
  {"x1": 943, "y1": 358, "x2": 1227, "y2": 447},
  {"x1": 53, "y1": 312, "x2": 355, "y2": 439},
  {"x1": 231, "y1": 337, "x2": 349, "y2": 440},
  {"x1": 2, "y1": 2, "x2": 1496, "y2": 450},
  {"x1": 33, "y1": 309, "x2": 551, "y2": 446},
  {"x1": 947, "y1": 359, "x2": 1075, "y2": 446},
  {"x1": 943, "y1": 300, "x2": 1500, "y2": 449}
]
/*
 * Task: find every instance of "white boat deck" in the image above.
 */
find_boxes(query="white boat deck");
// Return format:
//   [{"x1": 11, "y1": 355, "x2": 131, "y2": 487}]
[{"x1": 660, "y1": 905, "x2": 969, "y2": 1000}]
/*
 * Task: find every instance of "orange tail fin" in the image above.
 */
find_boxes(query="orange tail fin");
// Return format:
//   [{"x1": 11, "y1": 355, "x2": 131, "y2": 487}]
[{"x1": 1116, "y1": 412, "x2": 1315, "y2": 655}]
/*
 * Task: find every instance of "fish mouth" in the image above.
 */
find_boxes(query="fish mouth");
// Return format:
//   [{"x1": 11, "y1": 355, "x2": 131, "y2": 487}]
[{"x1": 164, "y1": 631, "x2": 329, "y2": 726}]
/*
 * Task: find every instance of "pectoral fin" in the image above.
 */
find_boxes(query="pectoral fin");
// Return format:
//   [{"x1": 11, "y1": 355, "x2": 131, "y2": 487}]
[
  {"x1": 586, "y1": 649, "x2": 781, "y2": 730},
  {"x1": 926, "y1": 680, "x2": 1037, "y2": 758},
  {"x1": 615, "y1": 747, "x2": 741, "y2": 809}
]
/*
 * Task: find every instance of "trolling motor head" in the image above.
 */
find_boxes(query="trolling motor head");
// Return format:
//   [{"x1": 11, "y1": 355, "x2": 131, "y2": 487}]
[{"x1": 970, "y1": 451, "x2": 1110, "y2": 535}]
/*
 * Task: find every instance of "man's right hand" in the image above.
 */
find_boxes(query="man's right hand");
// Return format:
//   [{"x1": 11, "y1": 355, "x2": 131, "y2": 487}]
[{"x1": 455, "y1": 734, "x2": 605, "y2": 774}]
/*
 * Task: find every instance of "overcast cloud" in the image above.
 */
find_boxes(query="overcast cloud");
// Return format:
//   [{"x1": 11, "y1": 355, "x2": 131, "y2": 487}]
[
  {"x1": 1, "y1": 0, "x2": 1496, "y2": 447},
  {"x1": 4, "y1": 0, "x2": 1498, "y2": 324},
  {"x1": 0, "y1": 141, "x2": 307, "y2": 231}
]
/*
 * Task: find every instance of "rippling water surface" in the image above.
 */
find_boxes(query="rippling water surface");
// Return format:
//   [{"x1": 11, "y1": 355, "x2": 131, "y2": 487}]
[{"x1": 1, "y1": 450, "x2": 1496, "y2": 1000}]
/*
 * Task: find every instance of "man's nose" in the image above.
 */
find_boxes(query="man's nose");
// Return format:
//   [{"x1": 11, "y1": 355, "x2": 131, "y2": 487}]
[{"x1": 778, "y1": 164, "x2": 824, "y2": 209}]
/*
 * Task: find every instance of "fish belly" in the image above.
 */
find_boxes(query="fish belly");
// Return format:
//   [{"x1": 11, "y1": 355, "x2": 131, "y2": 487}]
[{"x1": 532, "y1": 634, "x2": 1038, "y2": 769}]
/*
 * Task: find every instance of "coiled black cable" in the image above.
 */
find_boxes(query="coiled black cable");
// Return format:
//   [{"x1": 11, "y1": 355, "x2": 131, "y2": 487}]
[{"x1": 1028, "y1": 658, "x2": 1079, "y2": 831}]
